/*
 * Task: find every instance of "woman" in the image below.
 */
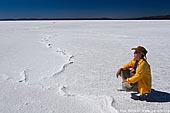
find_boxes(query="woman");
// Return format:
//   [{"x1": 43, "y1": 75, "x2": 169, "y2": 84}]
[{"x1": 116, "y1": 46, "x2": 152, "y2": 100}]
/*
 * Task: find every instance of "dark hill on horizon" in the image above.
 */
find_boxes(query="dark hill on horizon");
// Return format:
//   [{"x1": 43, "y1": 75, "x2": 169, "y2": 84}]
[{"x1": 128, "y1": 15, "x2": 170, "y2": 20}]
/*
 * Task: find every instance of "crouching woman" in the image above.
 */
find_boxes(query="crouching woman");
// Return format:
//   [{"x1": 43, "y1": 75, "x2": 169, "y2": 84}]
[{"x1": 116, "y1": 46, "x2": 152, "y2": 100}]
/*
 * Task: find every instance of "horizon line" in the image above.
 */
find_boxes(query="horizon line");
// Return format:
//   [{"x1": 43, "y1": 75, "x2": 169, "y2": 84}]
[{"x1": 0, "y1": 14, "x2": 170, "y2": 21}]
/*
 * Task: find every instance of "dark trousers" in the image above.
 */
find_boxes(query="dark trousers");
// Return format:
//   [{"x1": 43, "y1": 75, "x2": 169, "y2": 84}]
[{"x1": 121, "y1": 70, "x2": 137, "y2": 91}]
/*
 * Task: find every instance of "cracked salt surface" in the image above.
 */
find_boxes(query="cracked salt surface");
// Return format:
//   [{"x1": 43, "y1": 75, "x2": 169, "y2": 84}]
[{"x1": 0, "y1": 20, "x2": 170, "y2": 113}]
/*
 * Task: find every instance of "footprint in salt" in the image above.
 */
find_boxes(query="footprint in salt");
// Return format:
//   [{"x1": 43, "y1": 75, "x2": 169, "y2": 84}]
[
  {"x1": 19, "y1": 69, "x2": 29, "y2": 83},
  {"x1": 58, "y1": 85, "x2": 118, "y2": 113}
]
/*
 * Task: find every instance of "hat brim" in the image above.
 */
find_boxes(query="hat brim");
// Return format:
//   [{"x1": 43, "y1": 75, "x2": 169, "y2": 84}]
[
  {"x1": 131, "y1": 48, "x2": 138, "y2": 51},
  {"x1": 131, "y1": 48, "x2": 145, "y2": 56}
]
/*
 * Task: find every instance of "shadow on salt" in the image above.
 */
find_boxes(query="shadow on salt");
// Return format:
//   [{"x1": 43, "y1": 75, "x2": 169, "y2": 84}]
[
  {"x1": 131, "y1": 89, "x2": 170, "y2": 102},
  {"x1": 146, "y1": 89, "x2": 170, "y2": 102}
]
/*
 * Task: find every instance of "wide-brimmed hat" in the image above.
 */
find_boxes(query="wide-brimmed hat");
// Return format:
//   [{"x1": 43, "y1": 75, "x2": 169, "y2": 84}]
[{"x1": 131, "y1": 46, "x2": 147, "y2": 56}]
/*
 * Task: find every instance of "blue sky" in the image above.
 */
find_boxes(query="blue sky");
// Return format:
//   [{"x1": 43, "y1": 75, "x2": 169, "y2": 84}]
[{"x1": 0, "y1": 0, "x2": 170, "y2": 19}]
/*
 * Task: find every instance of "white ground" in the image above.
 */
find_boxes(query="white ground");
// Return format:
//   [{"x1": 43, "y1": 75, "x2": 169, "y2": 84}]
[{"x1": 0, "y1": 20, "x2": 170, "y2": 113}]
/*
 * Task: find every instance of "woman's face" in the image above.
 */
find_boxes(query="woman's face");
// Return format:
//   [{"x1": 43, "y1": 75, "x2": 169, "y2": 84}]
[{"x1": 134, "y1": 51, "x2": 142, "y2": 60}]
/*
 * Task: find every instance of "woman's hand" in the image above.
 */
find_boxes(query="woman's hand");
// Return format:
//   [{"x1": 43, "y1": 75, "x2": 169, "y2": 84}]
[
  {"x1": 116, "y1": 68, "x2": 122, "y2": 78},
  {"x1": 122, "y1": 79, "x2": 127, "y2": 83}
]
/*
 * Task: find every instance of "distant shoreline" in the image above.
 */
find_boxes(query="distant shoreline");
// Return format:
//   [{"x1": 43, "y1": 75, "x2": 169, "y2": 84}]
[{"x1": 1, "y1": 15, "x2": 170, "y2": 21}]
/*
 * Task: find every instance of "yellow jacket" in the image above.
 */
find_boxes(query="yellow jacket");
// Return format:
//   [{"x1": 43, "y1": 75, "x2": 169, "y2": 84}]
[{"x1": 122, "y1": 58, "x2": 152, "y2": 95}]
